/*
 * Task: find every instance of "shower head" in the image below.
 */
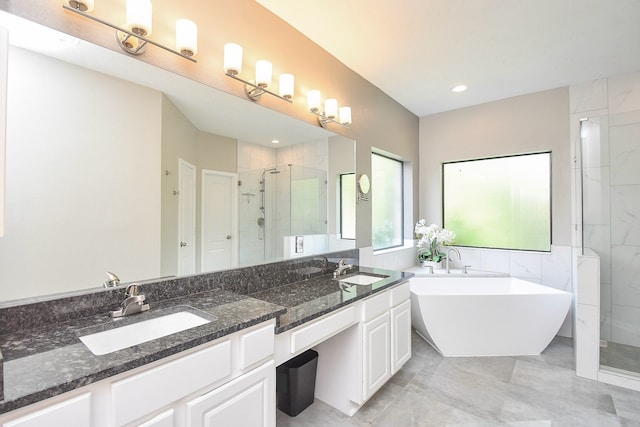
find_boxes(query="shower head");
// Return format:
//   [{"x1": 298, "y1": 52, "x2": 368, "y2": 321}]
[{"x1": 270, "y1": 170, "x2": 280, "y2": 174}]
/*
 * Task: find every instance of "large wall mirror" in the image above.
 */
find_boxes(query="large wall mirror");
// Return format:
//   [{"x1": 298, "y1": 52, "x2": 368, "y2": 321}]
[{"x1": 0, "y1": 13, "x2": 356, "y2": 302}]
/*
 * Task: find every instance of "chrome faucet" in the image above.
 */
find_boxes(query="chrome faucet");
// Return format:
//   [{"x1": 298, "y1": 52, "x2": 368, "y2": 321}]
[
  {"x1": 103, "y1": 271, "x2": 120, "y2": 288},
  {"x1": 314, "y1": 255, "x2": 329, "y2": 274},
  {"x1": 445, "y1": 247, "x2": 461, "y2": 274},
  {"x1": 333, "y1": 259, "x2": 353, "y2": 278},
  {"x1": 111, "y1": 283, "x2": 150, "y2": 318}
]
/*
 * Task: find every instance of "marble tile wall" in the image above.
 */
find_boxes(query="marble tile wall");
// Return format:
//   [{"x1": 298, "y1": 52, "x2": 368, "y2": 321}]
[
  {"x1": 571, "y1": 70, "x2": 640, "y2": 348},
  {"x1": 236, "y1": 139, "x2": 329, "y2": 264}
]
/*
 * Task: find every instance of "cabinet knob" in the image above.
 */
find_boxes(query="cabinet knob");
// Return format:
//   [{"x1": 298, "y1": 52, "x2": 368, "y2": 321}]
[
  {"x1": 180, "y1": 241, "x2": 187, "y2": 247},
  {"x1": 226, "y1": 235, "x2": 232, "y2": 240}
]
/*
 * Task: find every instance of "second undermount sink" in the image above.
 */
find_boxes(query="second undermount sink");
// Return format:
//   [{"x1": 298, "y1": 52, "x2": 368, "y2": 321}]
[
  {"x1": 79, "y1": 309, "x2": 214, "y2": 356},
  {"x1": 339, "y1": 273, "x2": 389, "y2": 286}
]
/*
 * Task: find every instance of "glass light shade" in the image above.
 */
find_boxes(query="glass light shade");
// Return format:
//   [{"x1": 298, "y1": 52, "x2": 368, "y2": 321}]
[
  {"x1": 176, "y1": 19, "x2": 197, "y2": 56},
  {"x1": 279, "y1": 74, "x2": 294, "y2": 99},
  {"x1": 224, "y1": 43, "x2": 243, "y2": 75},
  {"x1": 324, "y1": 98, "x2": 338, "y2": 119},
  {"x1": 69, "y1": 0, "x2": 94, "y2": 12},
  {"x1": 307, "y1": 90, "x2": 321, "y2": 112},
  {"x1": 339, "y1": 106, "x2": 352, "y2": 125},
  {"x1": 126, "y1": 0, "x2": 152, "y2": 36},
  {"x1": 255, "y1": 60, "x2": 272, "y2": 87}
]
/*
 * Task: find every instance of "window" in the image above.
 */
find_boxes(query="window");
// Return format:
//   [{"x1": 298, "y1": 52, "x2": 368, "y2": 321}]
[
  {"x1": 442, "y1": 152, "x2": 551, "y2": 251},
  {"x1": 340, "y1": 173, "x2": 356, "y2": 240},
  {"x1": 372, "y1": 152, "x2": 404, "y2": 250}
]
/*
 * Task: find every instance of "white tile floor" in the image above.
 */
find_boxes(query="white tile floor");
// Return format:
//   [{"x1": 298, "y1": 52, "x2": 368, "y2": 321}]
[{"x1": 277, "y1": 332, "x2": 640, "y2": 426}]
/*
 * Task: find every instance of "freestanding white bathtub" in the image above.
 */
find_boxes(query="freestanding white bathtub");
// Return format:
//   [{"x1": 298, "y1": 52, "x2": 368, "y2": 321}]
[{"x1": 409, "y1": 274, "x2": 573, "y2": 357}]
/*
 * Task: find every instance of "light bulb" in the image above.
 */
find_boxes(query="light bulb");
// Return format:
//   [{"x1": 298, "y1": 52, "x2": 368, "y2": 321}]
[
  {"x1": 256, "y1": 60, "x2": 272, "y2": 87},
  {"x1": 279, "y1": 74, "x2": 294, "y2": 99},
  {"x1": 339, "y1": 106, "x2": 352, "y2": 125},
  {"x1": 224, "y1": 43, "x2": 243, "y2": 75},
  {"x1": 126, "y1": 0, "x2": 152, "y2": 36},
  {"x1": 324, "y1": 99, "x2": 338, "y2": 119},
  {"x1": 176, "y1": 19, "x2": 197, "y2": 57},
  {"x1": 307, "y1": 90, "x2": 321, "y2": 113}
]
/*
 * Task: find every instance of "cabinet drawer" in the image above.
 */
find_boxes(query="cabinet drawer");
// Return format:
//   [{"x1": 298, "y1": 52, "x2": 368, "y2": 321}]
[
  {"x1": 390, "y1": 281, "x2": 410, "y2": 307},
  {"x1": 112, "y1": 340, "x2": 231, "y2": 426},
  {"x1": 361, "y1": 291, "x2": 390, "y2": 322},
  {"x1": 136, "y1": 409, "x2": 174, "y2": 427},
  {"x1": 291, "y1": 306, "x2": 356, "y2": 353},
  {"x1": 240, "y1": 322, "x2": 274, "y2": 370},
  {"x1": 3, "y1": 393, "x2": 91, "y2": 427}
]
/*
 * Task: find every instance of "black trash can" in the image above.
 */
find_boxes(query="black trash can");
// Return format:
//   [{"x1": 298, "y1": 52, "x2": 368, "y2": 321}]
[{"x1": 276, "y1": 349, "x2": 319, "y2": 416}]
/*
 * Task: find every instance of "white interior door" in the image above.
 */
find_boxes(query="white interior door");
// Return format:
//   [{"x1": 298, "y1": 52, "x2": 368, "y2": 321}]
[
  {"x1": 201, "y1": 170, "x2": 237, "y2": 271},
  {"x1": 178, "y1": 158, "x2": 196, "y2": 275}
]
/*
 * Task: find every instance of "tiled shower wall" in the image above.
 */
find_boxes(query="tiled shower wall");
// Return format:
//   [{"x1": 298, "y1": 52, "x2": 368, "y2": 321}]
[
  {"x1": 571, "y1": 70, "x2": 640, "y2": 347},
  {"x1": 237, "y1": 139, "x2": 329, "y2": 265}
]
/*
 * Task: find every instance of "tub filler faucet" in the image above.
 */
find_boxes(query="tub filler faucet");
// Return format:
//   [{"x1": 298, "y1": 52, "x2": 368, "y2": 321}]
[
  {"x1": 446, "y1": 247, "x2": 461, "y2": 274},
  {"x1": 111, "y1": 283, "x2": 150, "y2": 318}
]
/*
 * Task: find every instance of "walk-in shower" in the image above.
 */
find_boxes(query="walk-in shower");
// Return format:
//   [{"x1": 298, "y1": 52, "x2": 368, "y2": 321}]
[
  {"x1": 237, "y1": 164, "x2": 327, "y2": 266},
  {"x1": 579, "y1": 116, "x2": 640, "y2": 376}
]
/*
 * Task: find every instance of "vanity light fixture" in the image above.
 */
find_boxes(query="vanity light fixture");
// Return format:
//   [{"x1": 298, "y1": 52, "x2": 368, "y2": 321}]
[
  {"x1": 62, "y1": 1, "x2": 197, "y2": 62},
  {"x1": 223, "y1": 43, "x2": 294, "y2": 103},
  {"x1": 307, "y1": 90, "x2": 352, "y2": 128}
]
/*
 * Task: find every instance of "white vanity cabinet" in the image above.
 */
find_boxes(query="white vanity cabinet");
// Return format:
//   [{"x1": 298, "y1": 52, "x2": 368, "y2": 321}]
[
  {"x1": 362, "y1": 311, "x2": 392, "y2": 399},
  {"x1": 360, "y1": 282, "x2": 411, "y2": 400},
  {"x1": 390, "y1": 299, "x2": 412, "y2": 373},
  {"x1": 0, "y1": 320, "x2": 276, "y2": 427},
  {"x1": 185, "y1": 360, "x2": 274, "y2": 427},
  {"x1": 1, "y1": 393, "x2": 91, "y2": 427},
  {"x1": 301, "y1": 281, "x2": 411, "y2": 416}
]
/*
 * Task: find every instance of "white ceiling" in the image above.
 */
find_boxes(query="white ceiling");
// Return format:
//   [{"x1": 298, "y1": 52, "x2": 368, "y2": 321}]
[{"x1": 257, "y1": 0, "x2": 640, "y2": 117}]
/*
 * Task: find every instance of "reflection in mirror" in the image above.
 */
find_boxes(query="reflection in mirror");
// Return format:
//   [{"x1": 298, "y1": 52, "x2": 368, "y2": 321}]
[
  {"x1": 358, "y1": 174, "x2": 371, "y2": 195},
  {"x1": 0, "y1": 14, "x2": 355, "y2": 302}
]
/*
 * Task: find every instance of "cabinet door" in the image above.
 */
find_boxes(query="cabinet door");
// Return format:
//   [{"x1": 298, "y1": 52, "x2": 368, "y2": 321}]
[
  {"x1": 2, "y1": 393, "x2": 91, "y2": 427},
  {"x1": 186, "y1": 361, "x2": 275, "y2": 427},
  {"x1": 362, "y1": 312, "x2": 391, "y2": 400},
  {"x1": 391, "y1": 299, "x2": 412, "y2": 374}
]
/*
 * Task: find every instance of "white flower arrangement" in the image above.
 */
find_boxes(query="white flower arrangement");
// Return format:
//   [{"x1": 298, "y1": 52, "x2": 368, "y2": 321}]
[{"x1": 415, "y1": 220, "x2": 456, "y2": 263}]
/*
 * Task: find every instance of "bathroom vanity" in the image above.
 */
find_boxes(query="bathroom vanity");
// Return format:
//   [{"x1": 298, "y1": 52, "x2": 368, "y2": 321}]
[{"x1": 0, "y1": 252, "x2": 412, "y2": 426}]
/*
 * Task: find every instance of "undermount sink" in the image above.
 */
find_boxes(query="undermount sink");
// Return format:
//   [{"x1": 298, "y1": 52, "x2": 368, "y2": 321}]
[
  {"x1": 79, "y1": 309, "x2": 213, "y2": 356},
  {"x1": 339, "y1": 273, "x2": 389, "y2": 286}
]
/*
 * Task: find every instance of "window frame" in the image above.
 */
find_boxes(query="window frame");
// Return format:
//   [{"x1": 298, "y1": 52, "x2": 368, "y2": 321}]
[{"x1": 372, "y1": 152, "x2": 404, "y2": 251}]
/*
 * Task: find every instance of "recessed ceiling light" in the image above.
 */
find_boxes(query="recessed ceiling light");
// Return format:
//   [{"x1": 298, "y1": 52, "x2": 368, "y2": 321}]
[
  {"x1": 451, "y1": 84, "x2": 468, "y2": 93},
  {"x1": 271, "y1": 139, "x2": 280, "y2": 144}
]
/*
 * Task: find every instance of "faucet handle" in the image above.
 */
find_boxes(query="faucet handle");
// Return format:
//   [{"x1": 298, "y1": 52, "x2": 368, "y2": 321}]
[
  {"x1": 125, "y1": 283, "x2": 140, "y2": 297},
  {"x1": 462, "y1": 265, "x2": 471, "y2": 274}
]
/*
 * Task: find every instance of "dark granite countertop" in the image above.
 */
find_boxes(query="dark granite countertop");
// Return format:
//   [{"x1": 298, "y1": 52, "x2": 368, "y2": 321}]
[
  {"x1": 251, "y1": 266, "x2": 413, "y2": 333},
  {"x1": 0, "y1": 288, "x2": 285, "y2": 415},
  {"x1": 0, "y1": 260, "x2": 412, "y2": 416}
]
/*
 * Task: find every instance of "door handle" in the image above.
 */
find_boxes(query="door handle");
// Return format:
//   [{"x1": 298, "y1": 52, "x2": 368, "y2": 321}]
[{"x1": 180, "y1": 241, "x2": 187, "y2": 247}]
